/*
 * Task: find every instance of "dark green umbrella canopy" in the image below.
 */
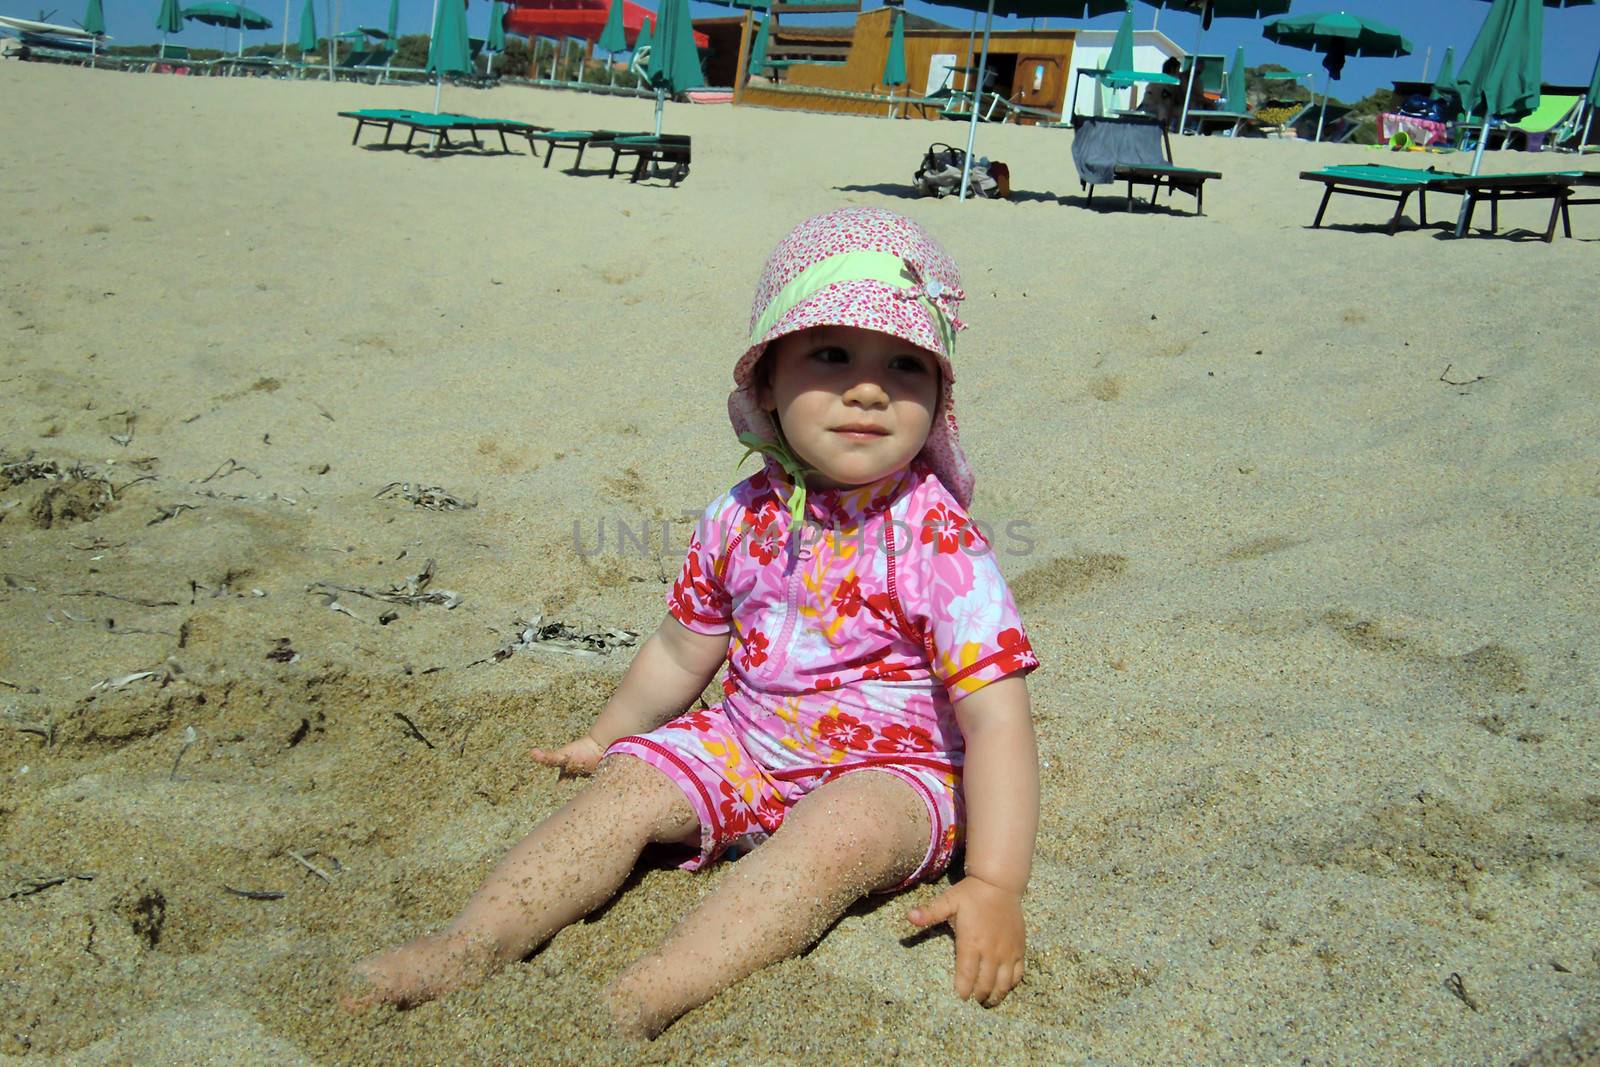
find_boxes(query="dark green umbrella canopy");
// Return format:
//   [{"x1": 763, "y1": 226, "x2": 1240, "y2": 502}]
[
  {"x1": 648, "y1": 0, "x2": 704, "y2": 93},
  {"x1": 487, "y1": 1, "x2": 506, "y2": 51},
  {"x1": 1262, "y1": 11, "x2": 1410, "y2": 79},
  {"x1": 920, "y1": 0, "x2": 1121, "y2": 19},
  {"x1": 596, "y1": 0, "x2": 627, "y2": 52},
  {"x1": 387, "y1": 0, "x2": 399, "y2": 41},
  {"x1": 1455, "y1": 0, "x2": 1541, "y2": 123},
  {"x1": 1224, "y1": 43, "x2": 1247, "y2": 107},
  {"x1": 297, "y1": 0, "x2": 315, "y2": 51},
  {"x1": 1431, "y1": 45, "x2": 1456, "y2": 98},
  {"x1": 427, "y1": 0, "x2": 472, "y2": 73},
  {"x1": 83, "y1": 0, "x2": 105, "y2": 35},
  {"x1": 1105, "y1": 3, "x2": 1134, "y2": 72},
  {"x1": 182, "y1": 2, "x2": 272, "y2": 28},
  {"x1": 1139, "y1": 0, "x2": 1291, "y2": 30},
  {"x1": 157, "y1": 0, "x2": 184, "y2": 33},
  {"x1": 635, "y1": 14, "x2": 652, "y2": 54},
  {"x1": 883, "y1": 9, "x2": 907, "y2": 87},
  {"x1": 1589, "y1": 49, "x2": 1600, "y2": 106}
]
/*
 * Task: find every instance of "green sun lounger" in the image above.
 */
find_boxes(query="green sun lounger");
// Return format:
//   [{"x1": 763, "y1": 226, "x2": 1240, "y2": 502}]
[
  {"x1": 589, "y1": 134, "x2": 692, "y2": 186},
  {"x1": 339, "y1": 109, "x2": 550, "y2": 155},
  {"x1": 1300, "y1": 164, "x2": 1588, "y2": 241},
  {"x1": 522, "y1": 130, "x2": 649, "y2": 170}
]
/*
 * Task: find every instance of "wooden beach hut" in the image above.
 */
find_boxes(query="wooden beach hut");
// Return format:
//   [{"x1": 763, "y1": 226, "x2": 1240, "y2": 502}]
[{"x1": 730, "y1": 6, "x2": 1078, "y2": 123}]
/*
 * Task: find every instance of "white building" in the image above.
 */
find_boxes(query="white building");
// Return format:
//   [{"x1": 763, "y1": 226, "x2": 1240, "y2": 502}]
[{"x1": 1062, "y1": 29, "x2": 1185, "y2": 119}]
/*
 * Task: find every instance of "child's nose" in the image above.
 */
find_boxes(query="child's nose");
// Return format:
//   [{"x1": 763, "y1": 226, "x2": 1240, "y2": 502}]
[{"x1": 842, "y1": 377, "x2": 889, "y2": 406}]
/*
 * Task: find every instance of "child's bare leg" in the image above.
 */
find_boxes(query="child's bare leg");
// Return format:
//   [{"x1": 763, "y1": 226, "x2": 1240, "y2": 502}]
[
  {"x1": 606, "y1": 771, "x2": 930, "y2": 1037},
  {"x1": 342, "y1": 755, "x2": 698, "y2": 1011}
]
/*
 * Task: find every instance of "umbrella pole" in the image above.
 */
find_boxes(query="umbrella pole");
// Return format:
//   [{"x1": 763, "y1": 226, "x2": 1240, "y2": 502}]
[
  {"x1": 282, "y1": 0, "x2": 289, "y2": 58},
  {"x1": 1315, "y1": 70, "x2": 1330, "y2": 143},
  {"x1": 655, "y1": 87, "x2": 664, "y2": 137},
  {"x1": 1470, "y1": 115, "x2": 1491, "y2": 175},
  {"x1": 957, "y1": 0, "x2": 994, "y2": 202},
  {"x1": 1178, "y1": 22, "x2": 1206, "y2": 137},
  {"x1": 327, "y1": 0, "x2": 335, "y2": 79}
]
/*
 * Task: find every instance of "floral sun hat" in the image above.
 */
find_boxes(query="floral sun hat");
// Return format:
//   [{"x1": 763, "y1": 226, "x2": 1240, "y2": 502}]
[{"x1": 729, "y1": 207, "x2": 974, "y2": 515}]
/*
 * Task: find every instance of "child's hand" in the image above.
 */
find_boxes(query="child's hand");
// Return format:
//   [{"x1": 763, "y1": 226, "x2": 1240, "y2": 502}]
[
  {"x1": 907, "y1": 875, "x2": 1025, "y2": 1007},
  {"x1": 529, "y1": 735, "x2": 604, "y2": 777}
]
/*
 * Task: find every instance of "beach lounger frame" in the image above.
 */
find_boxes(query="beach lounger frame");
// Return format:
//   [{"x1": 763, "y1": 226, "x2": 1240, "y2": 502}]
[
  {"x1": 1436, "y1": 172, "x2": 1586, "y2": 241},
  {"x1": 339, "y1": 110, "x2": 550, "y2": 156},
  {"x1": 1300, "y1": 165, "x2": 1588, "y2": 241},
  {"x1": 590, "y1": 134, "x2": 692, "y2": 186},
  {"x1": 523, "y1": 130, "x2": 647, "y2": 171},
  {"x1": 1085, "y1": 163, "x2": 1222, "y2": 215},
  {"x1": 1300, "y1": 166, "x2": 1445, "y2": 235}
]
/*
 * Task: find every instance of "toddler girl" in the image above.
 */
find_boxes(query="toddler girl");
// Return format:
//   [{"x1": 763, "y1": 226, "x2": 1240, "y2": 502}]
[{"x1": 342, "y1": 207, "x2": 1041, "y2": 1038}]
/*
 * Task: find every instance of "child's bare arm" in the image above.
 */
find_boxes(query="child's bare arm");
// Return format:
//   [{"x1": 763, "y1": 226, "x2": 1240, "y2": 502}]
[
  {"x1": 530, "y1": 616, "x2": 731, "y2": 775},
  {"x1": 907, "y1": 676, "x2": 1037, "y2": 1007}
]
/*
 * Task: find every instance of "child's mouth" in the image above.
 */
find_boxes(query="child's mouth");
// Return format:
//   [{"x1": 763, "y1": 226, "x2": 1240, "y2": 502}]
[{"x1": 833, "y1": 425, "x2": 888, "y2": 439}]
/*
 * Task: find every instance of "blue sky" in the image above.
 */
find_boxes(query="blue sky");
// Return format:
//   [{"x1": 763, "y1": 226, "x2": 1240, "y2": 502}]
[{"x1": 11, "y1": 0, "x2": 1600, "y2": 96}]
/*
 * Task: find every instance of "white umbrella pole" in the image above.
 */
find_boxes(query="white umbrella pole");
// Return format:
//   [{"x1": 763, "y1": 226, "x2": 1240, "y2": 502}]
[
  {"x1": 326, "y1": 0, "x2": 335, "y2": 79},
  {"x1": 238, "y1": 16, "x2": 244, "y2": 57},
  {"x1": 654, "y1": 87, "x2": 664, "y2": 136},
  {"x1": 957, "y1": 0, "x2": 994, "y2": 201},
  {"x1": 1315, "y1": 69, "x2": 1330, "y2": 142},
  {"x1": 282, "y1": 0, "x2": 289, "y2": 57},
  {"x1": 434, "y1": 72, "x2": 444, "y2": 111},
  {"x1": 1178, "y1": 23, "x2": 1206, "y2": 136}
]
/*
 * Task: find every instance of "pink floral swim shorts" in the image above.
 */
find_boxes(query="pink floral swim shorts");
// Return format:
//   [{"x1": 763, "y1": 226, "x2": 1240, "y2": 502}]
[{"x1": 607, "y1": 703, "x2": 963, "y2": 890}]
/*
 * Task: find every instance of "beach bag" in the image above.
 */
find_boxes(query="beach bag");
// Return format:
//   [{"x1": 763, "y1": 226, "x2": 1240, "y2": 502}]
[{"x1": 914, "y1": 143, "x2": 1000, "y2": 199}]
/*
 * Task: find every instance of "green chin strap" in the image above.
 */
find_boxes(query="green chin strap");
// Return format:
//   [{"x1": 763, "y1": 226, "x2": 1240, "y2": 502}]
[{"x1": 736, "y1": 430, "x2": 815, "y2": 527}]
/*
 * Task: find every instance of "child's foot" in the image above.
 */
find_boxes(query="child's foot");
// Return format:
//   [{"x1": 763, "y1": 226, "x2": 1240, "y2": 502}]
[{"x1": 338, "y1": 930, "x2": 499, "y2": 1013}]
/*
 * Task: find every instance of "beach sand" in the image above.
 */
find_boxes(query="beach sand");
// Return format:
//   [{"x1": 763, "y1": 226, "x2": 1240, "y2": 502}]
[{"x1": 1, "y1": 60, "x2": 1597, "y2": 1064}]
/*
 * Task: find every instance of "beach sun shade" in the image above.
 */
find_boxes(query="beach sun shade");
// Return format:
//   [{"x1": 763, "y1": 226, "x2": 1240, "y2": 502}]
[
  {"x1": 911, "y1": 0, "x2": 1124, "y2": 200},
  {"x1": 883, "y1": 9, "x2": 906, "y2": 87},
  {"x1": 1224, "y1": 43, "x2": 1246, "y2": 109},
  {"x1": 596, "y1": 0, "x2": 625, "y2": 83},
  {"x1": 428, "y1": 0, "x2": 472, "y2": 112},
  {"x1": 504, "y1": 1, "x2": 706, "y2": 48},
  {"x1": 1137, "y1": 1, "x2": 1292, "y2": 133},
  {"x1": 1431, "y1": 45, "x2": 1456, "y2": 100},
  {"x1": 1262, "y1": 11, "x2": 1411, "y2": 141},
  {"x1": 83, "y1": 0, "x2": 104, "y2": 60},
  {"x1": 183, "y1": 1, "x2": 272, "y2": 55},
  {"x1": 646, "y1": 0, "x2": 703, "y2": 135},
  {"x1": 297, "y1": 0, "x2": 315, "y2": 50},
  {"x1": 1455, "y1": 0, "x2": 1544, "y2": 174},
  {"x1": 485, "y1": 1, "x2": 506, "y2": 76},
  {"x1": 387, "y1": 0, "x2": 398, "y2": 40},
  {"x1": 882, "y1": 9, "x2": 907, "y2": 116},
  {"x1": 1094, "y1": 3, "x2": 1178, "y2": 88},
  {"x1": 156, "y1": 0, "x2": 183, "y2": 56}
]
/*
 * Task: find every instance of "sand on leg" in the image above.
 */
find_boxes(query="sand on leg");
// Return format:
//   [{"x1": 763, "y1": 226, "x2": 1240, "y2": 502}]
[
  {"x1": 341, "y1": 754, "x2": 700, "y2": 1011},
  {"x1": 606, "y1": 769, "x2": 932, "y2": 1037}
]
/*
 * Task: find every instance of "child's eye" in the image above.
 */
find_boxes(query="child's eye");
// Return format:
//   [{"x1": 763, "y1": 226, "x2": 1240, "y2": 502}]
[
  {"x1": 810, "y1": 346, "x2": 849, "y2": 364},
  {"x1": 890, "y1": 356, "x2": 931, "y2": 374}
]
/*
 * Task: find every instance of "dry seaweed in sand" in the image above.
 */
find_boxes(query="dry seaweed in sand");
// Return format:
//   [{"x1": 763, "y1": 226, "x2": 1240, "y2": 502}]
[
  {"x1": 305, "y1": 559, "x2": 462, "y2": 611},
  {"x1": 374, "y1": 482, "x2": 476, "y2": 511},
  {"x1": 470, "y1": 614, "x2": 640, "y2": 666}
]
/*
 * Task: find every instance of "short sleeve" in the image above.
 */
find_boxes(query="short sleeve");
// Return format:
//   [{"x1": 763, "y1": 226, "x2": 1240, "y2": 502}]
[
  {"x1": 898, "y1": 500, "x2": 1038, "y2": 702},
  {"x1": 668, "y1": 495, "x2": 735, "y2": 635}
]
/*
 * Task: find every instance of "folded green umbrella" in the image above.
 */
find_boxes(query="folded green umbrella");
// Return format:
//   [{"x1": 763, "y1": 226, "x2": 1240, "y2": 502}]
[
  {"x1": 297, "y1": 0, "x2": 315, "y2": 52},
  {"x1": 746, "y1": 11, "x2": 769, "y2": 77},
  {"x1": 882, "y1": 9, "x2": 906, "y2": 88},
  {"x1": 1224, "y1": 44, "x2": 1246, "y2": 111}
]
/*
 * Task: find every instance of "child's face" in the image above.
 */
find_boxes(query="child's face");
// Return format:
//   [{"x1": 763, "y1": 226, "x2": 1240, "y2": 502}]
[{"x1": 758, "y1": 326, "x2": 939, "y2": 492}]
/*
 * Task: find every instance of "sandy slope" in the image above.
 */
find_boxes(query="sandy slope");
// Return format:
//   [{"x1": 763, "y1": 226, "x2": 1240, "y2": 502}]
[{"x1": 1, "y1": 60, "x2": 1597, "y2": 1065}]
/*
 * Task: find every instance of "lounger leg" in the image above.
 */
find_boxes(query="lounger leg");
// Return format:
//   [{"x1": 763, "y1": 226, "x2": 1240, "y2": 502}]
[
  {"x1": 1490, "y1": 194, "x2": 1499, "y2": 234},
  {"x1": 498, "y1": 129, "x2": 510, "y2": 153},
  {"x1": 1196, "y1": 183, "x2": 1204, "y2": 216},
  {"x1": 543, "y1": 145, "x2": 556, "y2": 168},
  {"x1": 1312, "y1": 184, "x2": 1335, "y2": 228},
  {"x1": 351, "y1": 121, "x2": 364, "y2": 146},
  {"x1": 1418, "y1": 189, "x2": 1427, "y2": 227},
  {"x1": 609, "y1": 152, "x2": 622, "y2": 179},
  {"x1": 1388, "y1": 190, "x2": 1411, "y2": 236},
  {"x1": 1544, "y1": 193, "x2": 1563, "y2": 243},
  {"x1": 1126, "y1": 180, "x2": 1134, "y2": 211},
  {"x1": 1561, "y1": 194, "x2": 1573, "y2": 239},
  {"x1": 406, "y1": 127, "x2": 418, "y2": 150}
]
